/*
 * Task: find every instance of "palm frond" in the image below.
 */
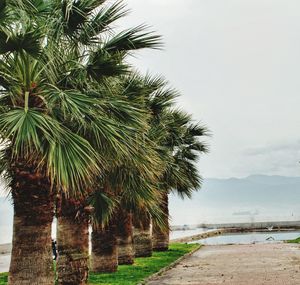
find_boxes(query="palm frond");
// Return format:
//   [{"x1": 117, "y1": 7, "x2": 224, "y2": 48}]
[
  {"x1": 148, "y1": 88, "x2": 179, "y2": 117},
  {"x1": 0, "y1": 25, "x2": 42, "y2": 57},
  {"x1": 0, "y1": 108, "x2": 100, "y2": 193},
  {"x1": 79, "y1": 1, "x2": 128, "y2": 45},
  {"x1": 45, "y1": 128, "x2": 100, "y2": 195},
  {"x1": 62, "y1": 0, "x2": 106, "y2": 35},
  {"x1": 0, "y1": 0, "x2": 9, "y2": 25},
  {"x1": 9, "y1": 0, "x2": 51, "y2": 16},
  {"x1": 103, "y1": 25, "x2": 162, "y2": 53},
  {"x1": 87, "y1": 49, "x2": 128, "y2": 80},
  {"x1": 42, "y1": 86, "x2": 99, "y2": 124},
  {"x1": 88, "y1": 188, "x2": 118, "y2": 225}
]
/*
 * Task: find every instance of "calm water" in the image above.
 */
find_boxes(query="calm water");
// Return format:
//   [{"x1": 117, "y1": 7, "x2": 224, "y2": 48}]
[{"x1": 194, "y1": 231, "x2": 300, "y2": 245}]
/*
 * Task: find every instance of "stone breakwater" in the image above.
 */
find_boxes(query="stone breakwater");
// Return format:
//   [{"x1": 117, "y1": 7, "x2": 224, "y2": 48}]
[
  {"x1": 170, "y1": 226, "x2": 300, "y2": 244},
  {"x1": 171, "y1": 229, "x2": 225, "y2": 243}
]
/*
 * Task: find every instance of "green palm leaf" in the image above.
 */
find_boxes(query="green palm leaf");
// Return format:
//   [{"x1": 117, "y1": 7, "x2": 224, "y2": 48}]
[
  {"x1": 104, "y1": 25, "x2": 162, "y2": 52},
  {"x1": 0, "y1": 108, "x2": 100, "y2": 193},
  {"x1": 0, "y1": 26, "x2": 42, "y2": 57},
  {"x1": 79, "y1": 1, "x2": 128, "y2": 45}
]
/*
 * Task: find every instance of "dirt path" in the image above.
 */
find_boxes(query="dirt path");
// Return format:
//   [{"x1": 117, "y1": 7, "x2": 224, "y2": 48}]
[{"x1": 146, "y1": 243, "x2": 300, "y2": 285}]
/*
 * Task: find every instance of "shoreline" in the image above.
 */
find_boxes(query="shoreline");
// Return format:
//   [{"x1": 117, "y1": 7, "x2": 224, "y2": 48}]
[
  {"x1": 2, "y1": 227, "x2": 299, "y2": 255},
  {"x1": 171, "y1": 227, "x2": 300, "y2": 243}
]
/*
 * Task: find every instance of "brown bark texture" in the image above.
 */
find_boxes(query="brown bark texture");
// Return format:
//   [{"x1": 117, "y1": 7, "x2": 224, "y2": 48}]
[
  {"x1": 8, "y1": 160, "x2": 55, "y2": 285},
  {"x1": 152, "y1": 192, "x2": 169, "y2": 251},
  {"x1": 116, "y1": 209, "x2": 134, "y2": 265},
  {"x1": 56, "y1": 195, "x2": 89, "y2": 285},
  {"x1": 91, "y1": 220, "x2": 118, "y2": 273},
  {"x1": 133, "y1": 209, "x2": 152, "y2": 257}
]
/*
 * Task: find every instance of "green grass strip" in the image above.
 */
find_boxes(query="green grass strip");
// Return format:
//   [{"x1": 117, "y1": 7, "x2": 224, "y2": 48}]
[
  {"x1": 0, "y1": 243, "x2": 200, "y2": 285},
  {"x1": 286, "y1": 236, "x2": 300, "y2": 244},
  {"x1": 0, "y1": 273, "x2": 7, "y2": 285}
]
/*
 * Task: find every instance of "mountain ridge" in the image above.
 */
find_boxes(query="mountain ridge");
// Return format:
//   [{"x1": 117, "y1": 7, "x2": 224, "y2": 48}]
[{"x1": 169, "y1": 174, "x2": 300, "y2": 225}]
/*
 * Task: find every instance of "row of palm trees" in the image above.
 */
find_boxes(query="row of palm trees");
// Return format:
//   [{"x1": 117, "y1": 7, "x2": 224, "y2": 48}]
[{"x1": 0, "y1": 1, "x2": 209, "y2": 285}]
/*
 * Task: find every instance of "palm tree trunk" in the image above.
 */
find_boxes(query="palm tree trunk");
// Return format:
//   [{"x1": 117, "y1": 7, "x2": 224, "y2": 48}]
[
  {"x1": 152, "y1": 191, "x2": 169, "y2": 251},
  {"x1": 133, "y1": 209, "x2": 152, "y2": 257},
  {"x1": 8, "y1": 162, "x2": 54, "y2": 285},
  {"x1": 91, "y1": 220, "x2": 118, "y2": 273},
  {"x1": 56, "y1": 195, "x2": 89, "y2": 285},
  {"x1": 116, "y1": 208, "x2": 134, "y2": 265}
]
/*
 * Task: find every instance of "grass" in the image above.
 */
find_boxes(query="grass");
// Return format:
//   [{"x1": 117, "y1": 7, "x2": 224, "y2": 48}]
[
  {"x1": 0, "y1": 273, "x2": 7, "y2": 285},
  {"x1": 0, "y1": 243, "x2": 200, "y2": 285},
  {"x1": 286, "y1": 237, "x2": 300, "y2": 243}
]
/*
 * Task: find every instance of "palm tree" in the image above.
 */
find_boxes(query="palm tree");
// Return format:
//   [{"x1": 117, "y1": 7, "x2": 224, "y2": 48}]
[
  {"x1": 152, "y1": 111, "x2": 209, "y2": 251},
  {"x1": 56, "y1": 194, "x2": 91, "y2": 285},
  {"x1": 0, "y1": 2, "x2": 100, "y2": 283},
  {"x1": 55, "y1": 81, "x2": 151, "y2": 283},
  {"x1": 43, "y1": 0, "x2": 161, "y2": 283},
  {"x1": 126, "y1": 74, "x2": 179, "y2": 256},
  {"x1": 116, "y1": 208, "x2": 134, "y2": 264},
  {"x1": 90, "y1": 138, "x2": 164, "y2": 269},
  {"x1": 90, "y1": 74, "x2": 167, "y2": 269},
  {"x1": 91, "y1": 216, "x2": 119, "y2": 272},
  {"x1": 90, "y1": 183, "x2": 118, "y2": 273},
  {"x1": 133, "y1": 207, "x2": 152, "y2": 257},
  {"x1": 58, "y1": 69, "x2": 164, "y2": 276},
  {"x1": 0, "y1": 1, "x2": 160, "y2": 284},
  {"x1": 109, "y1": 74, "x2": 171, "y2": 262}
]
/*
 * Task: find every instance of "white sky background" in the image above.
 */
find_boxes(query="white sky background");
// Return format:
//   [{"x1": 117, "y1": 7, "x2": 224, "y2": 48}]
[{"x1": 118, "y1": 0, "x2": 300, "y2": 178}]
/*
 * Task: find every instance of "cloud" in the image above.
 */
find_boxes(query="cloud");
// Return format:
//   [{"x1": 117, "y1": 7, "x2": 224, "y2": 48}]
[
  {"x1": 121, "y1": 0, "x2": 300, "y2": 178},
  {"x1": 236, "y1": 140, "x2": 300, "y2": 177},
  {"x1": 243, "y1": 140, "x2": 300, "y2": 156}
]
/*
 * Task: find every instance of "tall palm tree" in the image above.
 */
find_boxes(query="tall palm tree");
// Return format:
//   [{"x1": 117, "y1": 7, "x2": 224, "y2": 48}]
[
  {"x1": 90, "y1": 182, "x2": 118, "y2": 273},
  {"x1": 90, "y1": 74, "x2": 167, "y2": 269},
  {"x1": 0, "y1": 2, "x2": 100, "y2": 284},
  {"x1": 125, "y1": 74, "x2": 179, "y2": 256},
  {"x1": 109, "y1": 74, "x2": 170, "y2": 262},
  {"x1": 152, "y1": 111, "x2": 209, "y2": 251},
  {"x1": 132, "y1": 207, "x2": 152, "y2": 257},
  {"x1": 90, "y1": 138, "x2": 164, "y2": 270},
  {"x1": 116, "y1": 208, "x2": 134, "y2": 264},
  {"x1": 55, "y1": 82, "x2": 151, "y2": 283},
  {"x1": 58, "y1": 69, "x2": 163, "y2": 277},
  {"x1": 0, "y1": 1, "x2": 160, "y2": 284},
  {"x1": 39, "y1": 0, "x2": 161, "y2": 283},
  {"x1": 56, "y1": 194, "x2": 91, "y2": 285},
  {"x1": 91, "y1": 212, "x2": 119, "y2": 273}
]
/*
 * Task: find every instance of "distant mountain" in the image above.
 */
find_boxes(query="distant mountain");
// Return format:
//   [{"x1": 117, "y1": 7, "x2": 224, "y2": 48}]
[
  {"x1": 169, "y1": 175, "x2": 300, "y2": 226},
  {"x1": 232, "y1": 174, "x2": 300, "y2": 186},
  {"x1": 198, "y1": 175, "x2": 300, "y2": 205}
]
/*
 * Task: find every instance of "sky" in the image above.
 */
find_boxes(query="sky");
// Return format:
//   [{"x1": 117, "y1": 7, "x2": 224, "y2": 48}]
[{"x1": 118, "y1": 0, "x2": 300, "y2": 178}]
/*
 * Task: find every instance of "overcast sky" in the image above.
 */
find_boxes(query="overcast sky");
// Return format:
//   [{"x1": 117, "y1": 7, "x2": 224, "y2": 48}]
[{"x1": 119, "y1": 0, "x2": 300, "y2": 178}]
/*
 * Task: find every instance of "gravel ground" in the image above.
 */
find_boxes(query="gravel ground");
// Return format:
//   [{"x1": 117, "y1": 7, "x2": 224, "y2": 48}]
[{"x1": 146, "y1": 243, "x2": 300, "y2": 285}]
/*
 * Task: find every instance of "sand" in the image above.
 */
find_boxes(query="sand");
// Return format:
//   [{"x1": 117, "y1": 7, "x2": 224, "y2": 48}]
[{"x1": 146, "y1": 243, "x2": 300, "y2": 285}]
